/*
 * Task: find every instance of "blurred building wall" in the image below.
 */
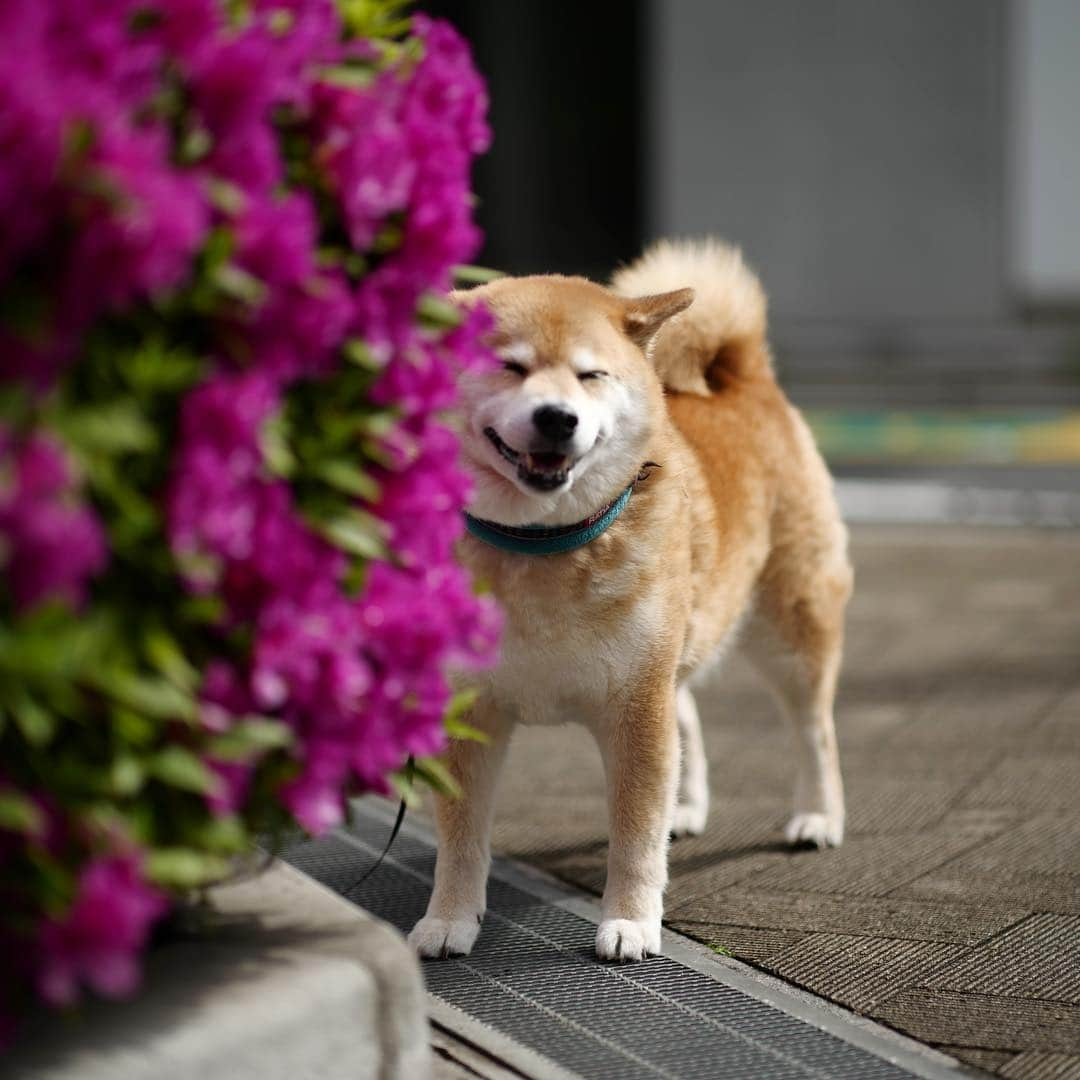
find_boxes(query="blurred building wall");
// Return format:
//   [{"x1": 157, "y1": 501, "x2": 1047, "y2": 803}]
[
  {"x1": 647, "y1": 0, "x2": 1080, "y2": 405},
  {"x1": 650, "y1": 0, "x2": 1004, "y2": 323},
  {"x1": 1010, "y1": 0, "x2": 1080, "y2": 304}
]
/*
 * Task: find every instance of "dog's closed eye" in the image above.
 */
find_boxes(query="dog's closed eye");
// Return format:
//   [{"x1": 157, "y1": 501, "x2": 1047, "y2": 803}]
[
  {"x1": 578, "y1": 370, "x2": 608, "y2": 382},
  {"x1": 503, "y1": 361, "x2": 528, "y2": 376}
]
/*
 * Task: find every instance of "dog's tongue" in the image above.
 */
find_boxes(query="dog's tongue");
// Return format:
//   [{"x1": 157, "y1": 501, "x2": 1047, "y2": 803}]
[{"x1": 525, "y1": 451, "x2": 568, "y2": 473}]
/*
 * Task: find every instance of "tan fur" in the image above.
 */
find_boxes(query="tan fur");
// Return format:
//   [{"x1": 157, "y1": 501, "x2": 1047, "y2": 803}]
[
  {"x1": 613, "y1": 237, "x2": 770, "y2": 392},
  {"x1": 410, "y1": 239, "x2": 851, "y2": 963}
]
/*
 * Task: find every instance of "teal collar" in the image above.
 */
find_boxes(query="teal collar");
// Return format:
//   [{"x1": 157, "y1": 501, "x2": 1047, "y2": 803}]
[{"x1": 464, "y1": 483, "x2": 634, "y2": 556}]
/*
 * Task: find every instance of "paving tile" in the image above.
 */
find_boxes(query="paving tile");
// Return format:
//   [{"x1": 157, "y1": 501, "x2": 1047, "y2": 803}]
[
  {"x1": 665, "y1": 888, "x2": 1027, "y2": 945},
  {"x1": 962, "y1": 756, "x2": 1080, "y2": 812},
  {"x1": 900, "y1": 871, "x2": 1080, "y2": 917},
  {"x1": 1035, "y1": 687, "x2": 1080, "y2": 750},
  {"x1": 761, "y1": 933, "x2": 968, "y2": 1012},
  {"x1": 734, "y1": 825, "x2": 1003, "y2": 898},
  {"x1": 844, "y1": 775, "x2": 958, "y2": 835},
  {"x1": 1001, "y1": 1053, "x2": 1080, "y2": 1079},
  {"x1": 922, "y1": 914, "x2": 1080, "y2": 1004},
  {"x1": 843, "y1": 742, "x2": 1005, "y2": 786},
  {"x1": 943, "y1": 1046, "x2": 1016, "y2": 1073},
  {"x1": 666, "y1": 922, "x2": 808, "y2": 964},
  {"x1": 932, "y1": 814, "x2": 1080, "y2": 875},
  {"x1": 897, "y1": 678, "x2": 1075, "y2": 749},
  {"x1": 897, "y1": 816, "x2": 1080, "y2": 916},
  {"x1": 873, "y1": 989, "x2": 1080, "y2": 1053}
]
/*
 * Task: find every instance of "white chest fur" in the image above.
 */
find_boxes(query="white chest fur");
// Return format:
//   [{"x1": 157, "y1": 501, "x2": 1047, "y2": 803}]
[{"x1": 480, "y1": 581, "x2": 664, "y2": 729}]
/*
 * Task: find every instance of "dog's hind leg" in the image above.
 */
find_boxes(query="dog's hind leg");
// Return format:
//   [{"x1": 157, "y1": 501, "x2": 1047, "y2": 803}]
[
  {"x1": 670, "y1": 684, "x2": 709, "y2": 837},
  {"x1": 408, "y1": 702, "x2": 510, "y2": 958},
  {"x1": 741, "y1": 556, "x2": 851, "y2": 849}
]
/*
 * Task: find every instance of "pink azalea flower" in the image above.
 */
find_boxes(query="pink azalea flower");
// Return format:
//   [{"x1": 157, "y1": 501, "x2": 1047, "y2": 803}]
[
  {"x1": 36, "y1": 853, "x2": 167, "y2": 1007},
  {"x1": 0, "y1": 430, "x2": 107, "y2": 611}
]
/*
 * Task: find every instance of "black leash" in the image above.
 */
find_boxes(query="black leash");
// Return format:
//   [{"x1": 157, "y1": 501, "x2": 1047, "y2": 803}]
[{"x1": 345, "y1": 757, "x2": 412, "y2": 894}]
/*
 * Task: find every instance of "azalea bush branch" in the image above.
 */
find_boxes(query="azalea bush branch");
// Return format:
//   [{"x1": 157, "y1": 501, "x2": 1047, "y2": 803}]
[{"x1": 0, "y1": 0, "x2": 500, "y2": 1042}]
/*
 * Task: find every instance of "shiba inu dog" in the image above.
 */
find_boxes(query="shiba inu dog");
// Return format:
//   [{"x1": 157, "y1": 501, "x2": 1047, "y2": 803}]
[{"x1": 409, "y1": 239, "x2": 852, "y2": 963}]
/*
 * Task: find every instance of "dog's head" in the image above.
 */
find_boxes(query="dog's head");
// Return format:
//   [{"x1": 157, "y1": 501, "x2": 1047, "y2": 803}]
[{"x1": 454, "y1": 275, "x2": 693, "y2": 526}]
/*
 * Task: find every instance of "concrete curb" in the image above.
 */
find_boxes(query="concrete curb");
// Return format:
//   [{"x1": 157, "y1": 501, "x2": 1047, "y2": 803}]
[{"x1": 7, "y1": 860, "x2": 431, "y2": 1080}]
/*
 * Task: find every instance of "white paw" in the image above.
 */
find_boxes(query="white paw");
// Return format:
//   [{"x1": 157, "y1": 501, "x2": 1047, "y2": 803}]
[
  {"x1": 670, "y1": 802, "x2": 707, "y2": 838},
  {"x1": 408, "y1": 915, "x2": 481, "y2": 959},
  {"x1": 595, "y1": 918, "x2": 661, "y2": 962},
  {"x1": 784, "y1": 812, "x2": 844, "y2": 849}
]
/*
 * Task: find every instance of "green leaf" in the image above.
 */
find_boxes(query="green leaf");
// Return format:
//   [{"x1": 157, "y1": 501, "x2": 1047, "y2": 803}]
[
  {"x1": 110, "y1": 706, "x2": 159, "y2": 748},
  {"x1": 207, "y1": 718, "x2": 294, "y2": 762},
  {"x1": 0, "y1": 381, "x2": 32, "y2": 426},
  {"x1": 412, "y1": 756, "x2": 461, "y2": 800},
  {"x1": 317, "y1": 62, "x2": 375, "y2": 90},
  {"x1": 0, "y1": 604, "x2": 110, "y2": 683},
  {"x1": 453, "y1": 264, "x2": 506, "y2": 285},
  {"x1": 50, "y1": 399, "x2": 157, "y2": 455},
  {"x1": 177, "y1": 125, "x2": 212, "y2": 165},
  {"x1": 179, "y1": 594, "x2": 227, "y2": 626},
  {"x1": 388, "y1": 770, "x2": 422, "y2": 808},
  {"x1": 89, "y1": 669, "x2": 197, "y2": 722},
  {"x1": 267, "y1": 7, "x2": 293, "y2": 34},
  {"x1": 318, "y1": 508, "x2": 388, "y2": 560},
  {"x1": 148, "y1": 746, "x2": 221, "y2": 795},
  {"x1": 201, "y1": 225, "x2": 236, "y2": 271},
  {"x1": 187, "y1": 814, "x2": 248, "y2": 854},
  {"x1": 146, "y1": 848, "x2": 231, "y2": 889},
  {"x1": 443, "y1": 688, "x2": 489, "y2": 744},
  {"x1": 109, "y1": 754, "x2": 145, "y2": 797},
  {"x1": 213, "y1": 263, "x2": 266, "y2": 306},
  {"x1": 313, "y1": 458, "x2": 380, "y2": 501},
  {"x1": 0, "y1": 791, "x2": 45, "y2": 835},
  {"x1": 445, "y1": 716, "x2": 489, "y2": 744},
  {"x1": 343, "y1": 338, "x2": 381, "y2": 371},
  {"x1": 417, "y1": 292, "x2": 463, "y2": 329},
  {"x1": 145, "y1": 629, "x2": 199, "y2": 693},
  {"x1": 120, "y1": 337, "x2": 205, "y2": 394},
  {"x1": 260, "y1": 409, "x2": 296, "y2": 478},
  {"x1": 10, "y1": 692, "x2": 56, "y2": 747}
]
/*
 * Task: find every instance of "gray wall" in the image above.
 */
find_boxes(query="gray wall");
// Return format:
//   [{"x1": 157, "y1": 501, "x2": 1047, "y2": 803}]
[
  {"x1": 1010, "y1": 0, "x2": 1080, "y2": 303},
  {"x1": 649, "y1": 0, "x2": 1006, "y2": 324}
]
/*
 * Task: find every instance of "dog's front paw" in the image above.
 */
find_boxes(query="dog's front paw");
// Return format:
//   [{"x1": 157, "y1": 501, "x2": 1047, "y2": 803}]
[
  {"x1": 670, "y1": 801, "x2": 707, "y2": 838},
  {"x1": 408, "y1": 915, "x2": 481, "y2": 959},
  {"x1": 595, "y1": 918, "x2": 660, "y2": 962},
  {"x1": 785, "y1": 811, "x2": 843, "y2": 849}
]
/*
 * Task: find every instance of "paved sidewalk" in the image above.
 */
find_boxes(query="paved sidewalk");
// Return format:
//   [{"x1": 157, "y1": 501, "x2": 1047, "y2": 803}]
[{"x1": 475, "y1": 525, "x2": 1080, "y2": 1078}]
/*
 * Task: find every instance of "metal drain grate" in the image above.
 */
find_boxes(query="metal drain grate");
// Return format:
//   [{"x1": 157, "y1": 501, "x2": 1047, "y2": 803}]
[{"x1": 281, "y1": 803, "x2": 957, "y2": 1080}]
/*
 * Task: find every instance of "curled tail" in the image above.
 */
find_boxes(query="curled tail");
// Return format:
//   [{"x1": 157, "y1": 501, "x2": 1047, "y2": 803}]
[{"x1": 611, "y1": 237, "x2": 769, "y2": 396}]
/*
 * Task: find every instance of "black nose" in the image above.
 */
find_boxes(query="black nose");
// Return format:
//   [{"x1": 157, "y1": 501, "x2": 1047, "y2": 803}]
[{"x1": 532, "y1": 405, "x2": 578, "y2": 442}]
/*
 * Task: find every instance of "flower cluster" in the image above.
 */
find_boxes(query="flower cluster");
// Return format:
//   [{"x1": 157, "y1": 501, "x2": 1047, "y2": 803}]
[
  {"x1": 0, "y1": 0, "x2": 499, "y2": 1038},
  {"x1": 0, "y1": 430, "x2": 107, "y2": 612}
]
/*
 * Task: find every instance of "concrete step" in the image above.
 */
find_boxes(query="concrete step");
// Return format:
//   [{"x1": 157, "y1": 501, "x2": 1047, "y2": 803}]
[{"x1": 6, "y1": 860, "x2": 430, "y2": 1080}]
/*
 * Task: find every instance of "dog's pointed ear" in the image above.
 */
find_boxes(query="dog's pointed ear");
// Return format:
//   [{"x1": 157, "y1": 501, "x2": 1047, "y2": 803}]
[{"x1": 622, "y1": 288, "x2": 694, "y2": 348}]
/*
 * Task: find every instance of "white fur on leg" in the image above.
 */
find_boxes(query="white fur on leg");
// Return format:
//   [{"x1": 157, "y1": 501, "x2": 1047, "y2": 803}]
[
  {"x1": 595, "y1": 916, "x2": 661, "y2": 962},
  {"x1": 671, "y1": 684, "x2": 709, "y2": 838},
  {"x1": 784, "y1": 811, "x2": 843, "y2": 848},
  {"x1": 670, "y1": 802, "x2": 708, "y2": 838},
  {"x1": 787, "y1": 723, "x2": 845, "y2": 848},
  {"x1": 408, "y1": 915, "x2": 481, "y2": 958}
]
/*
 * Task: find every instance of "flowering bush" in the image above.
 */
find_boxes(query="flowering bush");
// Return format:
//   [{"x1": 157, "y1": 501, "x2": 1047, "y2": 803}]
[{"x1": 0, "y1": 0, "x2": 501, "y2": 1038}]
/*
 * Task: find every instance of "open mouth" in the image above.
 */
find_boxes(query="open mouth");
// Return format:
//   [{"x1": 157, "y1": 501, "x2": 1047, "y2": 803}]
[{"x1": 484, "y1": 427, "x2": 571, "y2": 491}]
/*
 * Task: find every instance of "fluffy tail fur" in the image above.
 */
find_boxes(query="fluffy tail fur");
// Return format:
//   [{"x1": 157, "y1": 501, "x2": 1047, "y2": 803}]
[{"x1": 611, "y1": 238, "x2": 769, "y2": 396}]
